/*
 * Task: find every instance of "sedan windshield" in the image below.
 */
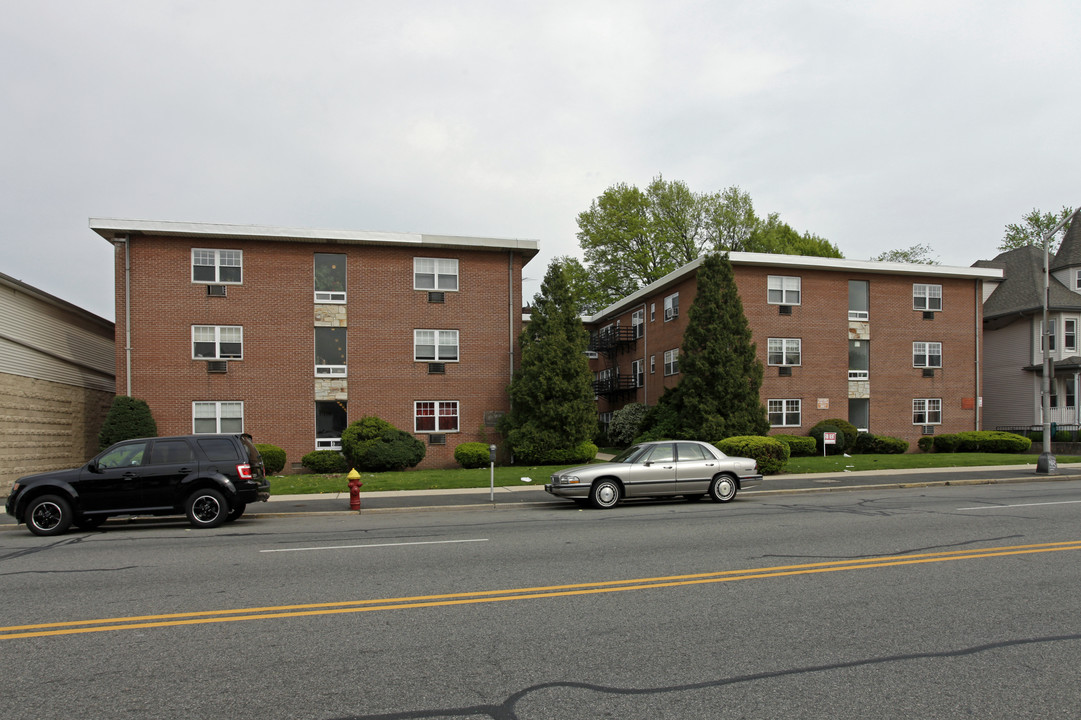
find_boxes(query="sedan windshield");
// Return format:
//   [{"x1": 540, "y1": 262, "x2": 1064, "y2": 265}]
[{"x1": 610, "y1": 445, "x2": 648, "y2": 463}]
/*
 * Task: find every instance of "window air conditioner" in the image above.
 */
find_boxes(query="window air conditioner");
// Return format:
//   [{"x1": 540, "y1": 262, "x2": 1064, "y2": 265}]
[{"x1": 207, "y1": 285, "x2": 227, "y2": 297}]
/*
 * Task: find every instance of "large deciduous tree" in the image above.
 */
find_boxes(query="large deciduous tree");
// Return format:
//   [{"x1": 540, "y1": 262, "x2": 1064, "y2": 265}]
[
  {"x1": 502, "y1": 259, "x2": 598, "y2": 464},
  {"x1": 639, "y1": 252, "x2": 769, "y2": 441},
  {"x1": 999, "y1": 206, "x2": 1076, "y2": 254},
  {"x1": 872, "y1": 243, "x2": 939, "y2": 264}
]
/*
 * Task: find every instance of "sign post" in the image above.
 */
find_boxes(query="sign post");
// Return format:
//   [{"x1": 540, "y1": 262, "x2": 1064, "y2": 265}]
[{"x1": 822, "y1": 432, "x2": 836, "y2": 457}]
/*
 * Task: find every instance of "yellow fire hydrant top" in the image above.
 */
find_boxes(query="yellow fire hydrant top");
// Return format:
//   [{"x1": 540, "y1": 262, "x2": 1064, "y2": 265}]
[{"x1": 347, "y1": 469, "x2": 361, "y2": 480}]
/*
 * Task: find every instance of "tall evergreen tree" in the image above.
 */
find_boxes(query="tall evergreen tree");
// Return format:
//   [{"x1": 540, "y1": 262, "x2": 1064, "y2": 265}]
[
  {"x1": 98, "y1": 396, "x2": 158, "y2": 450},
  {"x1": 502, "y1": 259, "x2": 598, "y2": 463},
  {"x1": 641, "y1": 252, "x2": 768, "y2": 441}
]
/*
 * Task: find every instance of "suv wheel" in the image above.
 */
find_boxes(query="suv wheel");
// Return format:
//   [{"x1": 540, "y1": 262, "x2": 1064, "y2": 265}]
[
  {"x1": 26, "y1": 495, "x2": 73, "y2": 536},
  {"x1": 185, "y1": 488, "x2": 229, "y2": 529}
]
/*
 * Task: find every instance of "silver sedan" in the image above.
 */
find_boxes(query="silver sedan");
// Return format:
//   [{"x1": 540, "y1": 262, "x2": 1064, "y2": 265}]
[{"x1": 545, "y1": 440, "x2": 762, "y2": 509}]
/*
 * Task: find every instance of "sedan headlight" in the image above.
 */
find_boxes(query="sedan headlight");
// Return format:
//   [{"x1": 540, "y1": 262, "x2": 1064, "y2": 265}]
[{"x1": 552, "y1": 475, "x2": 581, "y2": 486}]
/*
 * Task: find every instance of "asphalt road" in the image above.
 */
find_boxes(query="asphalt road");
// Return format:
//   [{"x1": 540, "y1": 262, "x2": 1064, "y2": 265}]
[{"x1": 2, "y1": 479, "x2": 1080, "y2": 718}]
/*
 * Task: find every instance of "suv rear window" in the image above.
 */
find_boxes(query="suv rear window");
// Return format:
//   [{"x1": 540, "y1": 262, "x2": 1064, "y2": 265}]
[{"x1": 197, "y1": 438, "x2": 241, "y2": 461}]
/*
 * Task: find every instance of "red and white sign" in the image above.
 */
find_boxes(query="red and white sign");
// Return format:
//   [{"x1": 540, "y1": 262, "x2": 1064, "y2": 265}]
[{"x1": 823, "y1": 432, "x2": 837, "y2": 445}]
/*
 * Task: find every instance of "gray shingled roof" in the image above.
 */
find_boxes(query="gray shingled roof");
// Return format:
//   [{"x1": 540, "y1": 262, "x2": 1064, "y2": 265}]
[
  {"x1": 1051, "y1": 211, "x2": 1081, "y2": 271},
  {"x1": 981, "y1": 244, "x2": 1081, "y2": 321}
]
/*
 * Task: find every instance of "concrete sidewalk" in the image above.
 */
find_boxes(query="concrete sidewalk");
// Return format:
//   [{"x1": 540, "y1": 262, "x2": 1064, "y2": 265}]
[{"x1": 255, "y1": 463, "x2": 1081, "y2": 516}]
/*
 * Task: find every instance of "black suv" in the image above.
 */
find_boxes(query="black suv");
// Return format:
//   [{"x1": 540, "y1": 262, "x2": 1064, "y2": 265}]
[{"x1": 6, "y1": 434, "x2": 271, "y2": 536}]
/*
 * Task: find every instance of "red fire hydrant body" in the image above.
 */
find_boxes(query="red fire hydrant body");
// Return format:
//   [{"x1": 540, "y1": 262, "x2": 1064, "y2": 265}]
[{"x1": 347, "y1": 469, "x2": 363, "y2": 511}]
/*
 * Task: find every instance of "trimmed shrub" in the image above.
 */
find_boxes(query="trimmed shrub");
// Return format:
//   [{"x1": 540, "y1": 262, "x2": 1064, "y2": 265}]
[
  {"x1": 932, "y1": 434, "x2": 961, "y2": 452},
  {"x1": 954, "y1": 431, "x2": 1032, "y2": 453},
  {"x1": 809, "y1": 418, "x2": 858, "y2": 449},
  {"x1": 1054, "y1": 430, "x2": 1074, "y2": 443},
  {"x1": 808, "y1": 424, "x2": 847, "y2": 455},
  {"x1": 301, "y1": 450, "x2": 349, "y2": 474},
  {"x1": 540, "y1": 441, "x2": 598, "y2": 465},
  {"x1": 256, "y1": 444, "x2": 286, "y2": 474},
  {"x1": 852, "y1": 433, "x2": 908, "y2": 455},
  {"x1": 917, "y1": 436, "x2": 935, "y2": 453},
  {"x1": 454, "y1": 442, "x2": 491, "y2": 469},
  {"x1": 608, "y1": 403, "x2": 648, "y2": 446},
  {"x1": 98, "y1": 396, "x2": 158, "y2": 450},
  {"x1": 342, "y1": 416, "x2": 426, "y2": 472},
  {"x1": 774, "y1": 434, "x2": 817, "y2": 457},
  {"x1": 507, "y1": 424, "x2": 598, "y2": 465},
  {"x1": 714, "y1": 435, "x2": 790, "y2": 475},
  {"x1": 1028, "y1": 431, "x2": 1043, "y2": 443}
]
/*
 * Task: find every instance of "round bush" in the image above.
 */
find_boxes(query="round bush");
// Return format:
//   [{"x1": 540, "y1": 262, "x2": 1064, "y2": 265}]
[
  {"x1": 714, "y1": 436, "x2": 790, "y2": 475},
  {"x1": 773, "y1": 434, "x2": 817, "y2": 457},
  {"x1": 341, "y1": 417, "x2": 426, "y2": 472},
  {"x1": 917, "y1": 436, "x2": 935, "y2": 453},
  {"x1": 609, "y1": 403, "x2": 648, "y2": 446},
  {"x1": 256, "y1": 444, "x2": 286, "y2": 474},
  {"x1": 809, "y1": 418, "x2": 858, "y2": 448},
  {"x1": 301, "y1": 450, "x2": 349, "y2": 474},
  {"x1": 808, "y1": 424, "x2": 847, "y2": 455},
  {"x1": 99, "y1": 396, "x2": 158, "y2": 450},
  {"x1": 454, "y1": 442, "x2": 491, "y2": 469},
  {"x1": 932, "y1": 434, "x2": 961, "y2": 452}
]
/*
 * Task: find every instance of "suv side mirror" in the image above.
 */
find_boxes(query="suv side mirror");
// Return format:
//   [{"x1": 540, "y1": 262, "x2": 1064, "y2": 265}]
[{"x1": 87, "y1": 460, "x2": 101, "y2": 474}]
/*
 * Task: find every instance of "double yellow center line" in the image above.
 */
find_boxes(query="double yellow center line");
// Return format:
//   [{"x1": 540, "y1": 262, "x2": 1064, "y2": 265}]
[{"x1": 5, "y1": 540, "x2": 1080, "y2": 640}]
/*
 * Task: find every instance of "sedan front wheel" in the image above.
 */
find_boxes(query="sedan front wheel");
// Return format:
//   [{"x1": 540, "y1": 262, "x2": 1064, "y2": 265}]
[{"x1": 589, "y1": 479, "x2": 621, "y2": 509}]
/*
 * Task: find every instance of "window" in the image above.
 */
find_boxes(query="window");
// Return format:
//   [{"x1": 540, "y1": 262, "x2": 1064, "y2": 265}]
[
  {"x1": 314, "y1": 253, "x2": 346, "y2": 303},
  {"x1": 768, "y1": 275, "x2": 801, "y2": 305},
  {"x1": 913, "y1": 342, "x2": 942, "y2": 368},
  {"x1": 849, "y1": 340, "x2": 869, "y2": 379},
  {"x1": 650, "y1": 355, "x2": 656, "y2": 374},
  {"x1": 912, "y1": 398, "x2": 942, "y2": 425},
  {"x1": 768, "y1": 338, "x2": 801, "y2": 366},
  {"x1": 663, "y1": 349, "x2": 679, "y2": 376},
  {"x1": 414, "y1": 330, "x2": 459, "y2": 361},
  {"x1": 192, "y1": 325, "x2": 243, "y2": 360},
  {"x1": 414, "y1": 258, "x2": 459, "y2": 291},
  {"x1": 192, "y1": 249, "x2": 242, "y2": 284},
  {"x1": 631, "y1": 359, "x2": 644, "y2": 388},
  {"x1": 849, "y1": 280, "x2": 869, "y2": 320},
  {"x1": 664, "y1": 293, "x2": 679, "y2": 321},
  {"x1": 315, "y1": 327, "x2": 347, "y2": 376},
  {"x1": 1076, "y1": 270, "x2": 1081, "y2": 291},
  {"x1": 913, "y1": 284, "x2": 942, "y2": 312},
  {"x1": 1066, "y1": 319, "x2": 1077, "y2": 352},
  {"x1": 849, "y1": 398, "x2": 869, "y2": 432},
  {"x1": 149, "y1": 439, "x2": 195, "y2": 465},
  {"x1": 768, "y1": 399, "x2": 801, "y2": 427},
  {"x1": 316, "y1": 400, "x2": 347, "y2": 450},
  {"x1": 415, "y1": 401, "x2": 459, "y2": 432},
  {"x1": 650, "y1": 303, "x2": 656, "y2": 322},
  {"x1": 632, "y1": 309, "x2": 645, "y2": 338},
  {"x1": 1042, "y1": 320, "x2": 1057, "y2": 351},
  {"x1": 193, "y1": 401, "x2": 244, "y2": 433},
  {"x1": 1068, "y1": 378, "x2": 1076, "y2": 409}
]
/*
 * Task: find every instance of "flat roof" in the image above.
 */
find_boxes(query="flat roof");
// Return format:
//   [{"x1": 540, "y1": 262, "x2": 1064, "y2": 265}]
[
  {"x1": 586, "y1": 251, "x2": 1004, "y2": 322},
  {"x1": 89, "y1": 218, "x2": 540, "y2": 259}
]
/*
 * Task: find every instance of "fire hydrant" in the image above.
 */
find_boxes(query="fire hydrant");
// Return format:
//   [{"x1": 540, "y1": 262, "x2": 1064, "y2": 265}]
[{"x1": 347, "y1": 469, "x2": 363, "y2": 511}]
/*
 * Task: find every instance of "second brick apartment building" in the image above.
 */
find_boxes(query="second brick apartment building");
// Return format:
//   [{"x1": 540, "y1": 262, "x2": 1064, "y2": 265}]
[
  {"x1": 585, "y1": 252, "x2": 1003, "y2": 447},
  {"x1": 90, "y1": 218, "x2": 538, "y2": 470}
]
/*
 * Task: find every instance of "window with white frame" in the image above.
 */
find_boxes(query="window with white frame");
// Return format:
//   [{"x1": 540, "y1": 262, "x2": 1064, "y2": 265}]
[
  {"x1": 315, "y1": 327, "x2": 347, "y2": 376},
  {"x1": 650, "y1": 303, "x2": 656, "y2": 322},
  {"x1": 1067, "y1": 319, "x2": 1077, "y2": 352},
  {"x1": 1041, "y1": 319, "x2": 1057, "y2": 351},
  {"x1": 193, "y1": 401, "x2": 244, "y2": 433},
  {"x1": 414, "y1": 258, "x2": 459, "y2": 291},
  {"x1": 913, "y1": 283, "x2": 942, "y2": 311},
  {"x1": 415, "y1": 401, "x2": 459, "y2": 432},
  {"x1": 663, "y1": 348, "x2": 679, "y2": 376},
  {"x1": 913, "y1": 398, "x2": 942, "y2": 424},
  {"x1": 664, "y1": 293, "x2": 679, "y2": 321},
  {"x1": 768, "y1": 399, "x2": 801, "y2": 427},
  {"x1": 192, "y1": 249, "x2": 242, "y2": 284},
  {"x1": 631, "y1": 309, "x2": 644, "y2": 338},
  {"x1": 849, "y1": 280, "x2": 869, "y2": 320},
  {"x1": 314, "y1": 253, "x2": 346, "y2": 303},
  {"x1": 631, "y1": 359, "x2": 644, "y2": 387},
  {"x1": 768, "y1": 338, "x2": 801, "y2": 366},
  {"x1": 192, "y1": 325, "x2": 243, "y2": 360},
  {"x1": 913, "y1": 342, "x2": 942, "y2": 368},
  {"x1": 414, "y1": 330, "x2": 459, "y2": 361},
  {"x1": 767, "y1": 275, "x2": 801, "y2": 305},
  {"x1": 316, "y1": 400, "x2": 347, "y2": 450}
]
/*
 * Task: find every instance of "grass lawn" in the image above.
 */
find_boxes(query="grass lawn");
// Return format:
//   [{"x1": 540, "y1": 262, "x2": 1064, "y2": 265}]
[{"x1": 267, "y1": 452, "x2": 1081, "y2": 495}]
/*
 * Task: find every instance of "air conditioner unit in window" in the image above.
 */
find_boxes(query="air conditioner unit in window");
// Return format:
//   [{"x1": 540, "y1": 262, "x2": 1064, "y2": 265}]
[
  {"x1": 207, "y1": 361, "x2": 228, "y2": 374},
  {"x1": 922, "y1": 425, "x2": 935, "y2": 435},
  {"x1": 207, "y1": 285, "x2": 227, "y2": 297},
  {"x1": 584, "y1": 351, "x2": 599, "y2": 359},
  {"x1": 923, "y1": 311, "x2": 935, "y2": 320},
  {"x1": 922, "y1": 368, "x2": 935, "y2": 377},
  {"x1": 428, "y1": 292, "x2": 445, "y2": 303},
  {"x1": 429, "y1": 434, "x2": 446, "y2": 445},
  {"x1": 428, "y1": 362, "x2": 446, "y2": 374},
  {"x1": 778, "y1": 366, "x2": 792, "y2": 377},
  {"x1": 664, "y1": 309, "x2": 674, "y2": 321},
  {"x1": 778, "y1": 305, "x2": 792, "y2": 315}
]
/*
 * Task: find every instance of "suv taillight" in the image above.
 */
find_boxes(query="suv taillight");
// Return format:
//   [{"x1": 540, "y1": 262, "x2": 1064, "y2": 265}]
[{"x1": 236, "y1": 463, "x2": 253, "y2": 480}]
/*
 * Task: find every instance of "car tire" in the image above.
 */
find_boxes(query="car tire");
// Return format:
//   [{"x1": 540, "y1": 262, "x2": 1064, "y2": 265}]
[
  {"x1": 225, "y1": 503, "x2": 246, "y2": 523},
  {"x1": 26, "y1": 494, "x2": 73, "y2": 537},
  {"x1": 73, "y1": 515, "x2": 107, "y2": 531},
  {"x1": 185, "y1": 488, "x2": 229, "y2": 529},
  {"x1": 589, "y1": 479, "x2": 621, "y2": 509},
  {"x1": 709, "y1": 474, "x2": 738, "y2": 503}
]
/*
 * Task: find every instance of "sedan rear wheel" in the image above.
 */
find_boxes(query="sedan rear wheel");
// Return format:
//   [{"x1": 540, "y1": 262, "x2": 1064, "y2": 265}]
[
  {"x1": 709, "y1": 474, "x2": 738, "y2": 503},
  {"x1": 589, "y1": 479, "x2": 621, "y2": 509}
]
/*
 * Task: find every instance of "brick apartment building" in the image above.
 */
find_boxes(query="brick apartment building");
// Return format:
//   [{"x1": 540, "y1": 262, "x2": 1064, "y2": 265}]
[
  {"x1": 585, "y1": 253, "x2": 1003, "y2": 448},
  {"x1": 90, "y1": 219, "x2": 538, "y2": 470}
]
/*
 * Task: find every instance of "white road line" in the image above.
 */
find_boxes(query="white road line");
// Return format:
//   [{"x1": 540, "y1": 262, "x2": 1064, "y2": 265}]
[
  {"x1": 957, "y1": 500, "x2": 1081, "y2": 511},
  {"x1": 260, "y1": 538, "x2": 489, "y2": 553}
]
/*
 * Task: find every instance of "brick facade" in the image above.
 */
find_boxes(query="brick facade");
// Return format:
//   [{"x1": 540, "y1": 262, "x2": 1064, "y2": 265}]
[{"x1": 94, "y1": 220, "x2": 537, "y2": 471}]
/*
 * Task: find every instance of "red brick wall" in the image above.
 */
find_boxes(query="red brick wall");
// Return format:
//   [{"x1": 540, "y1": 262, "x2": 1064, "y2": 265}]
[{"x1": 113, "y1": 235, "x2": 526, "y2": 470}]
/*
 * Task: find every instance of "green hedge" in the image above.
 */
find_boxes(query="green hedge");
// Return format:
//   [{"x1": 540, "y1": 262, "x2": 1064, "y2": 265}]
[
  {"x1": 809, "y1": 418, "x2": 858, "y2": 448},
  {"x1": 256, "y1": 443, "x2": 286, "y2": 474},
  {"x1": 301, "y1": 450, "x2": 349, "y2": 474},
  {"x1": 714, "y1": 436, "x2": 790, "y2": 475},
  {"x1": 932, "y1": 434, "x2": 961, "y2": 452},
  {"x1": 773, "y1": 434, "x2": 817, "y2": 457},
  {"x1": 954, "y1": 431, "x2": 1031, "y2": 453},
  {"x1": 454, "y1": 442, "x2": 492, "y2": 469},
  {"x1": 917, "y1": 436, "x2": 934, "y2": 453},
  {"x1": 853, "y1": 433, "x2": 908, "y2": 454},
  {"x1": 808, "y1": 424, "x2": 846, "y2": 455}
]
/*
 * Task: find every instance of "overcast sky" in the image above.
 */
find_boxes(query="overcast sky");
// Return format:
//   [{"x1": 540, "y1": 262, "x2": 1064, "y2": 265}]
[{"x1": 4, "y1": 1, "x2": 1079, "y2": 321}]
